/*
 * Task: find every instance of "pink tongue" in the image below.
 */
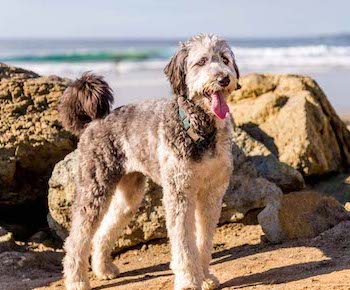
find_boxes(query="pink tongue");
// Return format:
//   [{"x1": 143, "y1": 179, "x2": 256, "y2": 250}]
[{"x1": 211, "y1": 92, "x2": 230, "y2": 119}]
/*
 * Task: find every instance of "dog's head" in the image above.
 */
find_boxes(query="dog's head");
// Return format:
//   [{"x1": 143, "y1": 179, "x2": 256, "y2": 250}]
[{"x1": 164, "y1": 34, "x2": 239, "y2": 120}]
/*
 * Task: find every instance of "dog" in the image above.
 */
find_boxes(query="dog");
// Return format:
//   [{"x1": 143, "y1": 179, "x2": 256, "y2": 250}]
[{"x1": 60, "y1": 33, "x2": 239, "y2": 290}]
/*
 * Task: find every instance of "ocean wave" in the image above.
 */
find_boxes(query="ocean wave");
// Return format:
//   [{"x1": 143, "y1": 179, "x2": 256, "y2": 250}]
[
  {"x1": 0, "y1": 49, "x2": 168, "y2": 63},
  {"x1": 235, "y1": 45, "x2": 350, "y2": 68},
  {"x1": 8, "y1": 61, "x2": 170, "y2": 80},
  {"x1": 4, "y1": 45, "x2": 350, "y2": 78}
]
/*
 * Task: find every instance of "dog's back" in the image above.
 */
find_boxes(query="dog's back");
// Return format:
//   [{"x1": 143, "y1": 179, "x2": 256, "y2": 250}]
[{"x1": 59, "y1": 73, "x2": 171, "y2": 184}]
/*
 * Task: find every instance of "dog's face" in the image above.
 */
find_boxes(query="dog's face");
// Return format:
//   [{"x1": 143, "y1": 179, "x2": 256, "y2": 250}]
[{"x1": 164, "y1": 34, "x2": 239, "y2": 119}]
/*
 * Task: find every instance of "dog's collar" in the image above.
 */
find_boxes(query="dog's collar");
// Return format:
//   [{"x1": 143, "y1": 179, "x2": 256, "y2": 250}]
[{"x1": 178, "y1": 106, "x2": 204, "y2": 143}]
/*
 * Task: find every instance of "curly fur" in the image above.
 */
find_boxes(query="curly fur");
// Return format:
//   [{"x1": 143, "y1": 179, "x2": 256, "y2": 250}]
[
  {"x1": 59, "y1": 72, "x2": 114, "y2": 135},
  {"x1": 62, "y1": 34, "x2": 239, "y2": 290}
]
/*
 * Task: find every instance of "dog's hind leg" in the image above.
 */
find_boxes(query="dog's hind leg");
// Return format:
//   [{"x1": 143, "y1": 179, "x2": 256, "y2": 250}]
[
  {"x1": 91, "y1": 172, "x2": 146, "y2": 280},
  {"x1": 63, "y1": 182, "x2": 117, "y2": 290},
  {"x1": 195, "y1": 183, "x2": 229, "y2": 290},
  {"x1": 63, "y1": 148, "x2": 125, "y2": 290}
]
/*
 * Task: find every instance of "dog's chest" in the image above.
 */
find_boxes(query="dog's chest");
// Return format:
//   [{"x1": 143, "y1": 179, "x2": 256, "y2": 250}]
[{"x1": 191, "y1": 138, "x2": 232, "y2": 189}]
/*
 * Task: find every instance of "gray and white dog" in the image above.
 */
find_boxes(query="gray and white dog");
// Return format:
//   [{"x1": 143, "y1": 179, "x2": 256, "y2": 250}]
[{"x1": 60, "y1": 34, "x2": 239, "y2": 290}]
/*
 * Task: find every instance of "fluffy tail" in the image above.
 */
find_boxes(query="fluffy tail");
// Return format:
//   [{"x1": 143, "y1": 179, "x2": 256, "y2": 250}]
[{"x1": 59, "y1": 72, "x2": 114, "y2": 135}]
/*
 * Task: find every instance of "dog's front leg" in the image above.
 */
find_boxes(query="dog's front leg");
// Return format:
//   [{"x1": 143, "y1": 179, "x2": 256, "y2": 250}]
[
  {"x1": 163, "y1": 180, "x2": 204, "y2": 290},
  {"x1": 195, "y1": 183, "x2": 229, "y2": 290}
]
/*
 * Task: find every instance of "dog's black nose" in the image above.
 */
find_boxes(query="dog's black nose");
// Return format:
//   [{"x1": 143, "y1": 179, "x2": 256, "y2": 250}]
[{"x1": 218, "y1": 75, "x2": 230, "y2": 87}]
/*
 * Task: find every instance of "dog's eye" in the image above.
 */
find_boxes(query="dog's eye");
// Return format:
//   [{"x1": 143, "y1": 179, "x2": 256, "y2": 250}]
[
  {"x1": 222, "y1": 56, "x2": 230, "y2": 65},
  {"x1": 196, "y1": 57, "x2": 207, "y2": 66}
]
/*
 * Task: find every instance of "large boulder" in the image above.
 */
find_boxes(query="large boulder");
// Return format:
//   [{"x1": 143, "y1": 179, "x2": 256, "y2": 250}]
[
  {"x1": 48, "y1": 127, "x2": 304, "y2": 251},
  {"x1": 229, "y1": 74, "x2": 350, "y2": 176},
  {"x1": 0, "y1": 64, "x2": 76, "y2": 207}
]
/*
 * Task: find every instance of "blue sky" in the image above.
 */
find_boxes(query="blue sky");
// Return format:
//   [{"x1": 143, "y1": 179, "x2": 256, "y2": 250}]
[{"x1": 0, "y1": 0, "x2": 349, "y2": 38}]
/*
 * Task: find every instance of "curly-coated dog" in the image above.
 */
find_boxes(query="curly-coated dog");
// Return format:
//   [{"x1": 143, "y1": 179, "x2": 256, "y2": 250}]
[{"x1": 60, "y1": 34, "x2": 239, "y2": 290}]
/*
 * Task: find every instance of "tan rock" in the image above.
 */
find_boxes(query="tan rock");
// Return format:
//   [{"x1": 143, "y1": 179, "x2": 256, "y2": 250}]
[
  {"x1": 0, "y1": 64, "x2": 76, "y2": 206},
  {"x1": 229, "y1": 74, "x2": 350, "y2": 176},
  {"x1": 345, "y1": 202, "x2": 350, "y2": 211},
  {"x1": 258, "y1": 191, "x2": 350, "y2": 243}
]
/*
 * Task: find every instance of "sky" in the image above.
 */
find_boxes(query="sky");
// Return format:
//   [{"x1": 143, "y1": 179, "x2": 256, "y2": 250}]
[{"x1": 0, "y1": 0, "x2": 349, "y2": 39}]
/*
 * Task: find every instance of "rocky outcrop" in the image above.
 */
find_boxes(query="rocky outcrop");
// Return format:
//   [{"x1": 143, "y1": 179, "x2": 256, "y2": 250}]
[
  {"x1": 259, "y1": 191, "x2": 350, "y2": 243},
  {"x1": 0, "y1": 64, "x2": 75, "y2": 208},
  {"x1": 229, "y1": 74, "x2": 350, "y2": 176},
  {"x1": 47, "y1": 127, "x2": 304, "y2": 251}
]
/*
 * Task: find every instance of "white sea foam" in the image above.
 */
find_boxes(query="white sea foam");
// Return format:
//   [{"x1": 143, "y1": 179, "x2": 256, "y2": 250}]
[
  {"x1": 235, "y1": 45, "x2": 350, "y2": 69},
  {"x1": 5, "y1": 45, "x2": 350, "y2": 83}
]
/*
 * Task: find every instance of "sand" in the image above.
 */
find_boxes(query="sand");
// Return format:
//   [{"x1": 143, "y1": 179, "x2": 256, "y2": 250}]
[{"x1": 1, "y1": 221, "x2": 350, "y2": 290}]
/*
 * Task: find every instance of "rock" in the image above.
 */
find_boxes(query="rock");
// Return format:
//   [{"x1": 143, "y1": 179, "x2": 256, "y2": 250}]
[
  {"x1": 257, "y1": 202, "x2": 284, "y2": 243},
  {"x1": 250, "y1": 155, "x2": 305, "y2": 192},
  {"x1": 258, "y1": 191, "x2": 350, "y2": 243},
  {"x1": 0, "y1": 226, "x2": 7, "y2": 237},
  {"x1": 221, "y1": 134, "x2": 284, "y2": 222},
  {"x1": 232, "y1": 127, "x2": 305, "y2": 192},
  {"x1": 0, "y1": 64, "x2": 76, "y2": 207},
  {"x1": 229, "y1": 74, "x2": 350, "y2": 176},
  {"x1": 341, "y1": 114, "x2": 350, "y2": 126},
  {"x1": 47, "y1": 151, "x2": 77, "y2": 239},
  {"x1": 28, "y1": 231, "x2": 48, "y2": 243},
  {"x1": 0, "y1": 227, "x2": 19, "y2": 252},
  {"x1": 311, "y1": 172, "x2": 350, "y2": 204},
  {"x1": 345, "y1": 202, "x2": 350, "y2": 211},
  {"x1": 0, "y1": 224, "x2": 32, "y2": 240}
]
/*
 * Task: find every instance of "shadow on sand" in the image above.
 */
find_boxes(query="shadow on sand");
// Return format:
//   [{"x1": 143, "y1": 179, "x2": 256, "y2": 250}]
[{"x1": 93, "y1": 222, "x2": 350, "y2": 289}]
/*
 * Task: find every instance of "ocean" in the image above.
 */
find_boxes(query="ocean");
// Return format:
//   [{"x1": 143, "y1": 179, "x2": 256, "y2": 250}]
[{"x1": 1, "y1": 34, "x2": 349, "y2": 114}]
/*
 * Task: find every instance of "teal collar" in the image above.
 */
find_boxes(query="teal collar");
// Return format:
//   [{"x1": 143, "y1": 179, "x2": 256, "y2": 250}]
[{"x1": 178, "y1": 106, "x2": 204, "y2": 143}]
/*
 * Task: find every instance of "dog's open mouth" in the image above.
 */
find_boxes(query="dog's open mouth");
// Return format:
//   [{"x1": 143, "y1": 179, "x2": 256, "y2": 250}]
[{"x1": 205, "y1": 91, "x2": 230, "y2": 120}]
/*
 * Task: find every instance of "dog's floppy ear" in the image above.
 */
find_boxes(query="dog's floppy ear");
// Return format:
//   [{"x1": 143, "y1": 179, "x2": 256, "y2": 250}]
[
  {"x1": 232, "y1": 52, "x2": 240, "y2": 79},
  {"x1": 164, "y1": 43, "x2": 188, "y2": 96},
  {"x1": 232, "y1": 55, "x2": 241, "y2": 90}
]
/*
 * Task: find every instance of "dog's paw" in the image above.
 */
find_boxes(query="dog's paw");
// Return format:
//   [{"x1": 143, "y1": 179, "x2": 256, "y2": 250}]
[
  {"x1": 93, "y1": 262, "x2": 120, "y2": 280},
  {"x1": 65, "y1": 281, "x2": 91, "y2": 290},
  {"x1": 202, "y1": 274, "x2": 220, "y2": 290}
]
